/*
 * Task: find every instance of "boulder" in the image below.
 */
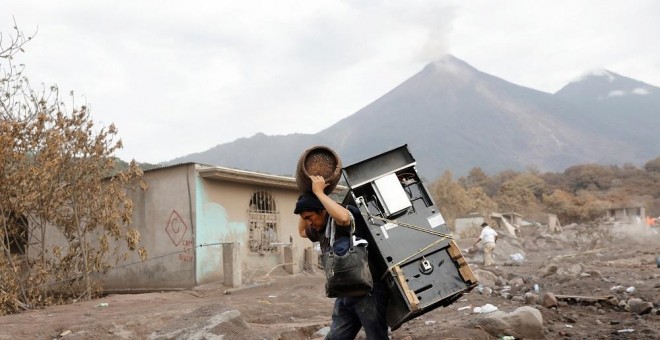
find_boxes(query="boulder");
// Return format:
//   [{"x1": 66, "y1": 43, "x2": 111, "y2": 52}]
[
  {"x1": 474, "y1": 269, "x2": 498, "y2": 286},
  {"x1": 468, "y1": 306, "x2": 544, "y2": 339},
  {"x1": 628, "y1": 298, "x2": 653, "y2": 315}
]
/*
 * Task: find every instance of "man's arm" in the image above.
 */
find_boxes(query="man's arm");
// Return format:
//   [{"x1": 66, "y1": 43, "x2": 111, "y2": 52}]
[{"x1": 310, "y1": 175, "x2": 351, "y2": 226}]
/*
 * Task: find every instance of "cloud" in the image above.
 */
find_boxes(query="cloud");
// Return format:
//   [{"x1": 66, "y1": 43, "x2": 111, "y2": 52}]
[{"x1": 2, "y1": 0, "x2": 659, "y2": 164}]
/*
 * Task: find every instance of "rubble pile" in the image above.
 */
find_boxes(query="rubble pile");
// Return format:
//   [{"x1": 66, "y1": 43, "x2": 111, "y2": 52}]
[{"x1": 444, "y1": 221, "x2": 660, "y2": 339}]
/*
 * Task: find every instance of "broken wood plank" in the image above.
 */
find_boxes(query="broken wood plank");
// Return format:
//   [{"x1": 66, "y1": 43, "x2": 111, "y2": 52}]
[{"x1": 554, "y1": 294, "x2": 615, "y2": 302}]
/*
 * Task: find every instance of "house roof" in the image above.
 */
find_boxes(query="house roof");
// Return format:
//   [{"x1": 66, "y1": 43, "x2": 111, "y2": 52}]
[
  {"x1": 197, "y1": 164, "x2": 299, "y2": 190},
  {"x1": 144, "y1": 162, "x2": 348, "y2": 192}
]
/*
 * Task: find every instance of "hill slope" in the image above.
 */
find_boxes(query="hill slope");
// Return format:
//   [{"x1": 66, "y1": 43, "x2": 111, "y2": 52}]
[{"x1": 169, "y1": 56, "x2": 657, "y2": 178}]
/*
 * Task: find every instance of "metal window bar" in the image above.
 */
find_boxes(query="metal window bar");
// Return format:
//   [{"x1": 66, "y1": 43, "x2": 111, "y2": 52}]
[{"x1": 247, "y1": 191, "x2": 280, "y2": 253}]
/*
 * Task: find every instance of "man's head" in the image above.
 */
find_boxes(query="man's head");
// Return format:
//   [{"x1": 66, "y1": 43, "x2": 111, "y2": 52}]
[
  {"x1": 481, "y1": 222, "x2": 488, "y2": 227},
  {"x1": 294, "y1": 192, "x2": 327, "y2": 230}
]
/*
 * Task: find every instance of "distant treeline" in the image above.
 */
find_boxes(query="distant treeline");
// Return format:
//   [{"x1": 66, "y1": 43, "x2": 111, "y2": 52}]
[
  {"x1": 117, "y1": 156, "x2": 660, "y2": 227},
  {"x1": 428, "y1": 157, "x2": 660, "y2": 226}
]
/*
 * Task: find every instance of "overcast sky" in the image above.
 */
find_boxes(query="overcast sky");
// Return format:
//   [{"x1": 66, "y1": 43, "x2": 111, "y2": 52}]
[{"x1": 2, "y1": 0, "x2": 659, "y2": 164}]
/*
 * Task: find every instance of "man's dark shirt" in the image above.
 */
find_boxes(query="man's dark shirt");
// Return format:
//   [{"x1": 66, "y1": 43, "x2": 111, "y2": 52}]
[{"x1": 305, "y1": 205, "x2": 384, "y2": 279}]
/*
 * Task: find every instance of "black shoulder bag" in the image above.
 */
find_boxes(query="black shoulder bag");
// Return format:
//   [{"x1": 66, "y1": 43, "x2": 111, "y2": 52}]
[{"x1": 321, "y1": 215, "x2": 373, "y2": 298}]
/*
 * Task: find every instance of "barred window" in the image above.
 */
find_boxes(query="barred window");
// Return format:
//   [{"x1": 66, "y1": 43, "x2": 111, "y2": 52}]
[{"x1": 247, "y1": 190, "x2": 280, "y2": 253}]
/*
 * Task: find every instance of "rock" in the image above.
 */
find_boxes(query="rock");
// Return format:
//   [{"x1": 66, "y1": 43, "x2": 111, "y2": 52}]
[
  {"x1": 605, "y1": 296, "x2": 619, "y2": 307},
  {"x1": 565, "y1": 313, "x2": 578, "y2": 323},
  {"x1": 496, "y1": 276, "x2": 508, "y2": 287},
  {"x1": 539, "y1": 264, "x2": 558, "y2": 278},
  {"x1": 482, "y1": 287, "x2": 493, "y2": 296},
  {"x1": 314, "y1": 327, "x2": 330, "y2": 337},
  {"x1": 509, "y1": 277, "x2": 524, "y2": 287},
  {"x1": 542, "y1": 292, "x2": 558, "y2": 308},
  {"x1": 628, "y1": 298, "x2": 653, "y2": 315},
  {"x1": 467, "y1": 306, "x2": 544, "y2": 339},
  {"x1": 524, "y1": 292, "x2": 538, "y2": 305},
  {"x1": 559, "y1": 263, "x2": 583, "y2": 277},
  {"x1": 474, "y1": 269, "x2": 498, "y2": 286},
  {"x1": 512, "y1": 296, "x2": 525, "y2": 303}
]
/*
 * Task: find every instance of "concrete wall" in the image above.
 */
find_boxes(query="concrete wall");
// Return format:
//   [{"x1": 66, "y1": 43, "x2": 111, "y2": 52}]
[
  {"x1": 454, "y1": 216, "x2": 485, "y2": 236},
  {"x1": 606, "y1": 206, "x2": 646, "y2": 223},
  {"x1": 195, "y1": 176, "x2": 302, "y2": 285},
  {"x1": 103, "y1": 164, "x2": 197, "y2": 290},
  {"x1": 39, "y1": 162, "x2": 308, "y2": 291}
]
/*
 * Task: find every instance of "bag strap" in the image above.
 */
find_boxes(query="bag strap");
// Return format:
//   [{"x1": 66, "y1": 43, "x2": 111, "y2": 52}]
[{"x1": 327, "y1": 212, "x2": 356, "y2": 251}]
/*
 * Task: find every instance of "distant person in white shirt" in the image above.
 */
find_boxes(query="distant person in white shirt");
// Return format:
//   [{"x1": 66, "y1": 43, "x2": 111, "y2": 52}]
[{"x1": 472, "y1": 222, "x2": 498, "y2": 266}]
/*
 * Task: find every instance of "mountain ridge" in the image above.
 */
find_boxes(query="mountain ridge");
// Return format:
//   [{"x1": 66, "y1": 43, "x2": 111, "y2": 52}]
[{"x1": 168, "y1": 55, "x2": 659, "y2": 178}]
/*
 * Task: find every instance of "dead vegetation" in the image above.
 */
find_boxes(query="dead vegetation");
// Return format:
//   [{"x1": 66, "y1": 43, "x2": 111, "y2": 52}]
[{"x1": 1, "y1": 23, "x2": 146, "y2": 315}]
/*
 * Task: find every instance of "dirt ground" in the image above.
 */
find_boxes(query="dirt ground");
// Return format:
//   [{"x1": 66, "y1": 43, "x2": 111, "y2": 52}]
[{"x1": 1, "y1": 222, "x2": 659, "y2": 340}]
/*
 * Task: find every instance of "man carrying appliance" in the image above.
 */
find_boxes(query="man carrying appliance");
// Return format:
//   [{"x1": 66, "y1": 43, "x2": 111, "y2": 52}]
[{"x1": 295, "y1": 175, "x2": 389, "y2": 339}]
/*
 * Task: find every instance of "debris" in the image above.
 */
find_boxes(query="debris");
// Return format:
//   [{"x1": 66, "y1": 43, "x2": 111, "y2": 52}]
[
  {"x1": 314, "y1": 326, "x2": 331, "y2": 337},
  {"x1": 553, "y1": 294, "x2": 616, "y2": 304},
  {"x1": 473, "y1": 303, "x2": 498, "y2": 314},
  {"x1": 610, "y1": 285, "x2": 624, "y2": 292},
  {"x1": 617, "y1": 328, "x2": 634, "y2": 333},
  {"x1": 509, "y1": 253, "x2": 525, "y2": 263},
  {"x1": 96, "y1": 303, "x2": 109, "y2": 307}
]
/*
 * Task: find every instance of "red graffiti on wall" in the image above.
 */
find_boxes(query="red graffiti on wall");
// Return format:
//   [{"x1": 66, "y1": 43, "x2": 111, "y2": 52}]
[
  {"x1": 178, "y1": 239, "x2": 194, "y2": 262},
  {"x1": 165, "y1": 210, "x2": 188, "y2": 246}
]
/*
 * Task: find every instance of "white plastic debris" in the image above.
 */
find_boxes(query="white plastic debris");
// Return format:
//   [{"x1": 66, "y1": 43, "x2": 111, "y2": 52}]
[
  {"x1": 424, "y1": 320, "x2": 436, "y2": 325},
  {"x1": 315, "y1": 326, "x2": 331, "y2": 336},
  {"x1": 533, "y1": 284, "x2": 540, "y2": 293},
  {"x1": 509, "y1": 253, "x2": 525, "y2": 263},
  {"x1": 473, "y1": 303, "x2": 498, "y2": 314},
  {"x1": 565, "y1": 324, "x2": 573, "y2": 328},
  {"x1": 457, "y1": 305, "x2": 472, "y2": 311},
  {"x1": 617, "y1": 328, "x2": 634, "y2": 333}
]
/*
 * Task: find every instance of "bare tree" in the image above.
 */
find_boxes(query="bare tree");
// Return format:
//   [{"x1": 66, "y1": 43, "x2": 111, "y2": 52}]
[{"x1": 1, "y1": 22, "x2": 146, "y2": 315}]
